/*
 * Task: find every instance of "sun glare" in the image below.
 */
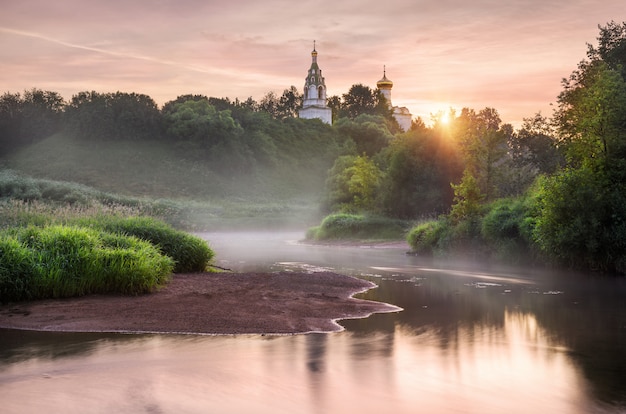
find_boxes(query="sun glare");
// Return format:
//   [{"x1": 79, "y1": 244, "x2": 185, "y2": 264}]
[
  {"x1": 440, "y1": 111, "x2": 451, "y2": 125},
  {"x1": 431, "y1": 108, "x2": 453, "y2": 127}
]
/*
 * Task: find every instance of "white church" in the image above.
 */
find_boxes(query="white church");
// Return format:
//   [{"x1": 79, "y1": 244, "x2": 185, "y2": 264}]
[
  {"x1": 298, "y1": 44, "x2": 412, "y2": 131},
  {"x1": 298, "y1": 43, "x2": 333, "y2": 125}
]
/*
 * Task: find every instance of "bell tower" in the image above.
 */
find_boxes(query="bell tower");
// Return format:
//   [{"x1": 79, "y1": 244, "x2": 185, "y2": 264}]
[{"x1": 299, "y1": 41, "x2": 332, "y2": 124}]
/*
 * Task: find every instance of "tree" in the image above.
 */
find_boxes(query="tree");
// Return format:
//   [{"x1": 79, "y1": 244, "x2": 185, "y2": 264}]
[
  {"x1": 334, "y1": 114, "x2": 394, "y2": 157},
  {"x1": 258, "y1": 91, "x2": 280, "y2": 119},
  {"x1": 338, "y1": 84, "x2": 393, "y2": 121},
  {"x1": 0, "y1": 89, "x2": 64, "y2": 154},
  {"x1": 21, "y1": 89, "x2": 65, "y2": 142},
  {"x1": 327, "y1": 95, "x2": 342, "y2": 123},
  {"x1": 65, "y1": 91, "x2": 161, "y2": 140},
  {"x1": 588, "y1": 21, "x2": 626, "y2": 78},
  {"x1": 323, "y1": 154, "x2": 382, "y2": 213},
  {"x1": 501, "y1": 113, "x2": 564, "y2": 196},
  {"x1": 346, "y1": 155, "x2": 383, "y2": 211},
  {"x1": 510, "y1": 113, "x2": 563, "y2": 175},
  {"x1": 451, "y1": 107, "x2": 512, "y2": 200},
  {"x1": 277, "y1": 86, "x2": 302, "y2": 119},
  {"x1": 0, "y1": 92, "x2": 24, "y2": 153},
  {"x1": 378, "y1": 128, "x2": 461, "y2": 218},
  {"x1": 560, "y1": 63, "x2": 626, "y2": 174},
  {"x1": 255, "y1": 87, "x2": 302, "y2": 120},
  {"x1": 533, "y1": 21, "x2": 626, "y2": 273},
  {"x1": 163, "y1": 97, "x2": 254, "y2": 172},
  {"x1": 533, "y1": 167, "x2": 626, "y2": 273},
  {"x1": 449, "y1": 169, "x2": 484, "y2": 223}
]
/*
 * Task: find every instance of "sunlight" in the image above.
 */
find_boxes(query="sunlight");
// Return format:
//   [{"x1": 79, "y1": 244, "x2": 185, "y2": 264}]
[
  {"x1": 440, "y1": 111, "x2": 451, "y2": 125},
  {"x1": 430, "y1": 107, "x2": 455, "y2": 128}
]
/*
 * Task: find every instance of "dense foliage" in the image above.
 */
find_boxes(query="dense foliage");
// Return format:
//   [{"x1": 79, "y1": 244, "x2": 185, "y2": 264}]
[
  {"x1": 405, "y1": 22, "x2": 626, "y2": 274},
  {"x1": 0, "y1": 89, "x2": 64, "y2": 153}
]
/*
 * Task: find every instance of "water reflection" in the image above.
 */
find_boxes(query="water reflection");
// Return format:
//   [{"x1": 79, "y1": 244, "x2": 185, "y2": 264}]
[
  {"x1": 1, "y1": 231, "x2": 625, "y2": 413},
  {"x1": 0, "y1": 314, "x2": 595, "y2": 414}
]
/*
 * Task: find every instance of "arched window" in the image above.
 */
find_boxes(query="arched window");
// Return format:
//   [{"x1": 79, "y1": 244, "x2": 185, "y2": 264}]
[{"x1": 318, "y1": 86, "x2": 324, "y2": 100}]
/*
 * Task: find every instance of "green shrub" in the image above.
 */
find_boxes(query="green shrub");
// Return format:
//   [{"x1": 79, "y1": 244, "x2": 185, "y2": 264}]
[
  {"x1": 481, "y1": 198, "x2": 522, "y2": 241},
  {"x1": 532, "y1": 169, "x2": 626, "y2": 273},
  {"x1": 305, "y1": 225, "x2": 321, "y2": 240},
  {"x1": 310, "y1": 213, "x2": 406, "y2": 240},
  {"x1": 407, "y1": 216, "x2": 486, "y2": 258},
  {"x1": 1, "y1": 225, "x2": 174, "y2": 301},
  {"x1": 480, "y1": 196, "x2": 537, "y2": 263},
  {"x1": 406, "y1": 220, "x2": 444, "y2": 255}
]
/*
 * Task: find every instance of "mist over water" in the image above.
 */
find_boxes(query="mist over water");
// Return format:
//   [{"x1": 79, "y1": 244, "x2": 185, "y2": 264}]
[{"x1": 1, "y1": 231, "x2": 626, "y2": 413}]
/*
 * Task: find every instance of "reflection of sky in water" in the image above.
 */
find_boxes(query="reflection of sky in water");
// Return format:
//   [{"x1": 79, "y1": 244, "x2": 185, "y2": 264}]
[
  {"x1": 0, "y1": 312, "x2": 593, "y2": 413},
  {"x1": 1, "y1": 231, "x2": 624, "y2": 413}
]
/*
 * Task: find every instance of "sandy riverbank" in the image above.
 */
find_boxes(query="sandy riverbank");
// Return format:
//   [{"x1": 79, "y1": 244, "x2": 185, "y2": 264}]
[{"x1": 0, "y1": 272, "x2": 401, "y2": 335}]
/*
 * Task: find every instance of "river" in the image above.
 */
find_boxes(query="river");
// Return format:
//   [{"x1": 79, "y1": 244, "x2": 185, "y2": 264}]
[{"x1": 1, "y1": 230, "x2": 625, "y2": 413}]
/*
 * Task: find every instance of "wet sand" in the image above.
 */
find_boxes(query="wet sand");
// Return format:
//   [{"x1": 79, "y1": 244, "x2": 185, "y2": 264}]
[{"x1": 0, "y1": 272, "x2": 401, "y2": 335}]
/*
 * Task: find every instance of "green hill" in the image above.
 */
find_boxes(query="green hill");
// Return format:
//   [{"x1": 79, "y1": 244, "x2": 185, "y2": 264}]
[
  {"x1": 4, "y1": 132, "x2": 323, "y2": 199},
  {"x1": 1, "y1": 133, "x2": 330, "y2": 229}
]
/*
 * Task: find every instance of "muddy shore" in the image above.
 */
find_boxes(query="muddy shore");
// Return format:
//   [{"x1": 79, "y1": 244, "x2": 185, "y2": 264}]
[{"x1": 0, "y1": 272, "x2": 401, "y2": 335}]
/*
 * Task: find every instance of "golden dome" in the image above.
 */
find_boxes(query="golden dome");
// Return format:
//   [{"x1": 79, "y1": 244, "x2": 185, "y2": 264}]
[{"x1": 377, "y1": 67, "x2": 393, "y2": 88}]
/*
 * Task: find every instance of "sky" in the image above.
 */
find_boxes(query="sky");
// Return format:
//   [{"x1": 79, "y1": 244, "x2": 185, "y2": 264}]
[{"x1": 1, "y1": 0, "x2": 624, "y2": 127}]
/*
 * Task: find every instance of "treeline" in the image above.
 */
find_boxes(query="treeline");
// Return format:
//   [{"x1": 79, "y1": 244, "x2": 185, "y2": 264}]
[
  {"x1": 0, "y1": 81, "x2": 400, "y2": 181},
  {"x1": 0, "y1": 66, "x2": 572, "y2": 220}
]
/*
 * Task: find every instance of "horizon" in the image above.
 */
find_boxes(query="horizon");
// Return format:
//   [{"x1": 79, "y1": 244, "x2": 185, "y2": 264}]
[{"x1": 1, "y1": 0, "x2": 624, "y2": 127}]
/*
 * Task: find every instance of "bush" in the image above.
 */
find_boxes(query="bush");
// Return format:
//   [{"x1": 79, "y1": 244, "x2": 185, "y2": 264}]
[
  {"x1": 532, "y1": 168, "x2": 626, "y2": 273},
  {"x1": 407, "y1": 220, "x2": 447, "y2": 255},
  {"x1": 480, "y1": 197, "x2": 536, "y2": 263},
  {"x1": 308, "y1": 213, "x2": 407, "y2": 241},
  {"x1": 1, "y1": 225, "x2": 174, "y2": 301},
  {"x1": 406, "y1": 220, "x2": 444, "y2": 255},
  {"x1": 481, "y1": 198, "x2": 523, "y2": 241}
]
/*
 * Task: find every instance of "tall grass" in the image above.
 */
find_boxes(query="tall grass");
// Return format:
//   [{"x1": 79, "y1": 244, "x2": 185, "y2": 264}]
[
  {"x1": 73, "y1": 215, "x2": 214, "y2": 273},
  {"x1": 1, "y1": 226, "x2": 174, "y2": 302}
]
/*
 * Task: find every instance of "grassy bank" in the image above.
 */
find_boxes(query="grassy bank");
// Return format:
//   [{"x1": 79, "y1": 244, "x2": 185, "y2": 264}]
[
  {"x1": 0, "y1": 225, "x2": 174, "y2": 302},
  {"x1": 406, "y1": 197, "x2": 536, "y2": 264},
  {"x1": 306, "y1": 213, "x2": 409, "y2": 242},
  {"x1": 0, "y1": 170, "x2": 321, "y2": 231},
  {"x1": 0, "y1": 200, "x2": 215, "y2": 302}
]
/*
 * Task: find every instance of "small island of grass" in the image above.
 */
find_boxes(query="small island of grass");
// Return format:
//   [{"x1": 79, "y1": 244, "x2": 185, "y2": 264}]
[{"x1": 0, "y1": 212, "x2": 213, "y2": 302}]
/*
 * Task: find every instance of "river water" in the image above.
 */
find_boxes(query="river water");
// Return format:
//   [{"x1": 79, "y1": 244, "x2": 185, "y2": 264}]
[{"x1": 1, "y1": 231, "x2": 626, "y2": 413}]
